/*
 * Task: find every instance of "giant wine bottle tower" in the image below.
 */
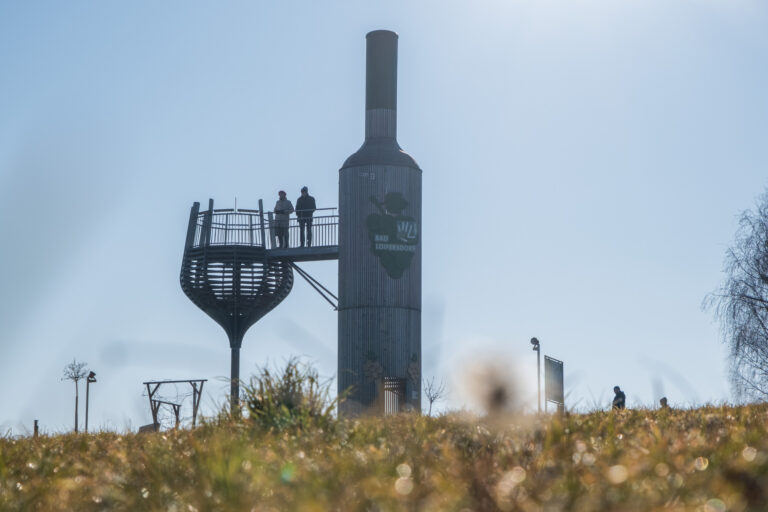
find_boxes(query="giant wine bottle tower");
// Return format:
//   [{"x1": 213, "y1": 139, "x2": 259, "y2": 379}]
[{"x1": 338, "y1": 30, "x2": 422, "y2": 415}]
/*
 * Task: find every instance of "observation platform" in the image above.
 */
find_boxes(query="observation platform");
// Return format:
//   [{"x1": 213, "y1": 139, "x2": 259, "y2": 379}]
[
  {"x1": 180, "y1": 199, "x2": 340, "y2": 406},
  {"x1": 186, "y1": 201, "x2": 339, "y2": 263}
]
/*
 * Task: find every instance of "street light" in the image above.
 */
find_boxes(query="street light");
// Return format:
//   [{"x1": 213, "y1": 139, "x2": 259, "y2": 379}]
[
  {"x1": 530, "y1": 337, "x2": 541, "y2": 413},
  {"x1": 85, "y1": 371, "x2": 96, "y2": 433}
]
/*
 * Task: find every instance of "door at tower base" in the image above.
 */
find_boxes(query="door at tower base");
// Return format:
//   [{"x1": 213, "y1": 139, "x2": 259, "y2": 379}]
[{"x1": 382, "y1": 377, "x2": 406, "y2": 415}]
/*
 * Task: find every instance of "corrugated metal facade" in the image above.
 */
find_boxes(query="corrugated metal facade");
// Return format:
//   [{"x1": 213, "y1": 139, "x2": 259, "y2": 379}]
[
  {"x1": 365, "y1": 109, "x2": 397, "y2": 139},
  {"x1": 338, "y1": 163, "x2": 422, "y2": 415}
]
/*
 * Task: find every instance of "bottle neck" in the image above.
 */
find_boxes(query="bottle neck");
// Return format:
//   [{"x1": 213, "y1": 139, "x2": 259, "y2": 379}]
[
  {"x1": 365, "y1": 30, "x2": 398, "y2": 140},
  {"x1": 365, "y1": 108, "x2": 397, "y2": 139}
]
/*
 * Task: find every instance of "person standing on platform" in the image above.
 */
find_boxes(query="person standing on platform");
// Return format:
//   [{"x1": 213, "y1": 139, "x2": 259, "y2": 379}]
[
  {"x1": 296, "y1": 186, "x2": 316, "y2": 247},
  {"x1": 612, "y1": 386, "x2": 626, "y2": 410},
  {"x1": 274, "y1": 190, "x2": 294, "y2": 248}
]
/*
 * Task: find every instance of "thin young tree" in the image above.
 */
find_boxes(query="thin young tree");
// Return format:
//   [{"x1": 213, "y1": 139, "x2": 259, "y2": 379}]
[
  {"x1": 708, "y1": 190, "x2": 768, "y2": 400},
  {"x1": 62, "y1": 359, "x2": 89, "y2": 432},
  {"x1": 424, "y1": 376, "x2": 447, "y2": 416}
]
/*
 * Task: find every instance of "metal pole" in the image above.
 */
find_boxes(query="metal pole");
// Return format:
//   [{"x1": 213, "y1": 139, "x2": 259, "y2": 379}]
[
  {"x1": 85, "y1": 372, "x2": 96, "y2": 433},
  {"x1": 184, "y1": 202, "x2": 200, "y2": 250},
  {"x1": 74, "y1": 383, "x2": 79, "y2": 433},
  {"x1": 531, "y1": 337, "x2": 541, "y2": 414},
  {"x1": 231, "y1": 347, "x2": 240, "y2": 413},
  {"x1": 85, "y1": 379, "x2": 90, "y2": 433},
  {"x1": 267, "y1": 211, "x2": 276, "y2": 249},
  {"x1": 538, "y1": 349, "x2": 541, "y2": 414},
  {"x1": 258, "y1": 199, "x2": 266, "y2": 247}
]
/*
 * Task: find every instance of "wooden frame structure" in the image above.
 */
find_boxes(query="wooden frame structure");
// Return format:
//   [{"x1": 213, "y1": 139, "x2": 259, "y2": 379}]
[{"x1": 144, "y1": 379, "x2": 207, "y2": 429}]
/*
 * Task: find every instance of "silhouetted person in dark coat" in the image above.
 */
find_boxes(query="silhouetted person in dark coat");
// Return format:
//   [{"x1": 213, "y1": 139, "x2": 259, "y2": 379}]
[
  {"x1": 659, "y1": 396, "x2": 669, "y2": 409},
  {"x1": 612, "y1": 386, "x2": 626, "y2": 410},
  {"x1": 296, "y1": 186, "x2": 316, "y2": 247},
  {"x1": 274, "y1": 190, "x2": 294, "y2": 248}
]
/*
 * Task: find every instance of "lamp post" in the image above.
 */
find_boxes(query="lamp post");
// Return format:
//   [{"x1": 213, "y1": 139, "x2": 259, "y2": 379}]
[
  {"x1": 530, "y1": 337, "x2": 541, "y2": 413},
  {"x1": 85, "y1": 371, "x2": 96, "y2": 433}
]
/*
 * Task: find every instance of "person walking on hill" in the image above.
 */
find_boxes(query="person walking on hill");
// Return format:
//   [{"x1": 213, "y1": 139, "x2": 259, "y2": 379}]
[
  {"x1": 274, "y1": 190, "x2": 294, "y2": 248},
  {"x1": 612, "y1": 386, "x2": 626, "y2": 410},
  {"x1": 296, "y1": 186, "x2": 316, "y2": 247}
]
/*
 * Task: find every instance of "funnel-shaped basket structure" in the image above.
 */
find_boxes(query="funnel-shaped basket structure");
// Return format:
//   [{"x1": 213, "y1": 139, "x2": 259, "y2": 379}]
[{"x1": 180, "y1": 200, "x2": 293, "y2": 406}]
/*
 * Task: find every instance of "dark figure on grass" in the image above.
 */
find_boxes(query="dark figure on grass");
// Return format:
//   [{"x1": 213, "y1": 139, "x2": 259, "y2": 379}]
[
  {"x1": 612, "y1": 386, "x2": 626, "y2": 410},
  {"x1": 274, "y1": 190, "x2": 294, "y2": 248},
  {"x1": 296, "y1": 186, "x2": 316, "y2": 247}
]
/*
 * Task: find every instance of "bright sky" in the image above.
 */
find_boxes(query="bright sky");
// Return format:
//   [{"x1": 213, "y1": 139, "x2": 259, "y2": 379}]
[{"x1": 2, "y1": 1, "x2": 767, "y2": 434}]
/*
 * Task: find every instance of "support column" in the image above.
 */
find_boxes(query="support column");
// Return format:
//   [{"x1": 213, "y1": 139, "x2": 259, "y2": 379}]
[{"x1": 231, "y1": 347, "x2": 240, "y2": 412}]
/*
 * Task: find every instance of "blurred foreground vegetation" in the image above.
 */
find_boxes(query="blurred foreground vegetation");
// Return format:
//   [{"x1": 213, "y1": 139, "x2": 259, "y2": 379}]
[{"x1": 2, "y1": 364, "x2": 768, "y2": 511}]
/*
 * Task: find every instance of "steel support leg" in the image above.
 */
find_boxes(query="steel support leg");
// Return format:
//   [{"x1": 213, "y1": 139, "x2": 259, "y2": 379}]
[{"x1": 231, "y1": 347, "x2": 240, "y2": 412}]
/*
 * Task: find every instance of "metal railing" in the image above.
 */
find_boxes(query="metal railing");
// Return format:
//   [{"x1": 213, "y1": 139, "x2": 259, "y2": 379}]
[
  {"x1": 270, "y1": 211, "x2": 338, "y2": 250},
  {"x1": 190, "y1": 207, "x2": 338, "y2": 250},
  {"x1": 192, "y1": 209, "x2": 265, "y2": 247}
]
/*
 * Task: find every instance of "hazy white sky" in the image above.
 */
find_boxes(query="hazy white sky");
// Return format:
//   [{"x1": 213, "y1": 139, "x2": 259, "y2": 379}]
[{"x1": 1, "y1": 1, "x2": 767, "y2": 433}]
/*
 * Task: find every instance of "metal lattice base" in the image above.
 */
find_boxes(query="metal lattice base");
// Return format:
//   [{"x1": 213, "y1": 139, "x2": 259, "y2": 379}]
[{"x1": 181, "y1": 245, "x2": 293, "y2": 347}]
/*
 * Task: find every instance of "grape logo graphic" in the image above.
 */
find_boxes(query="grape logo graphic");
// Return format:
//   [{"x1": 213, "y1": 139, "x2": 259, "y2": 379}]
[{"x1": 366, "y1": 192, "x2": 418, "y2": 279}]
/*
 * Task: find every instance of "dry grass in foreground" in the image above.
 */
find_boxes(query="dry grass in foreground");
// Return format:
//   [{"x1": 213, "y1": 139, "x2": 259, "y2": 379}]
[{"x1": 2, "y1": 403, "x2": 768, "y2": 511}]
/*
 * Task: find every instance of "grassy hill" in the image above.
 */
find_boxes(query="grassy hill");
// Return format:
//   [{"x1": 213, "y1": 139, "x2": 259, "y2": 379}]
[{"x1": 2, "y1": 403, "x2": 768, "y2": 511}]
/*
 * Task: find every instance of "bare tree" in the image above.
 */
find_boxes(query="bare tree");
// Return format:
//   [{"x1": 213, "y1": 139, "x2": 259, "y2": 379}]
[
  {"x1": 424, "y1": 376, "x2": 447, "y2": 416},
  {"x1": 62, "y1": 359, "x2": 88, "y2": 432},
  {"x1": 708, "y1": 191, "x2": 768, "y2": 401}
]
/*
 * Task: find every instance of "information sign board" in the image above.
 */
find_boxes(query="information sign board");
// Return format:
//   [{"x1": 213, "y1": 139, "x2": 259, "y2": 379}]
[{"x1": 545, "y1": 356, "x2": 564, "y2": 407}]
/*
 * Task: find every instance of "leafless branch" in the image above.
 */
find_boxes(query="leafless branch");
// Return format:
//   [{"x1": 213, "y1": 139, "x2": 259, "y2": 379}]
[
  {"x1": 706, "y1": 192, "x2": 768, "y2": 400},
  {"x1": 62, "y1": 359, "x2": 88, "y2": 383},
  {"x1": 424, "y1": 376, "x2": 447, "y2": 416}
]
